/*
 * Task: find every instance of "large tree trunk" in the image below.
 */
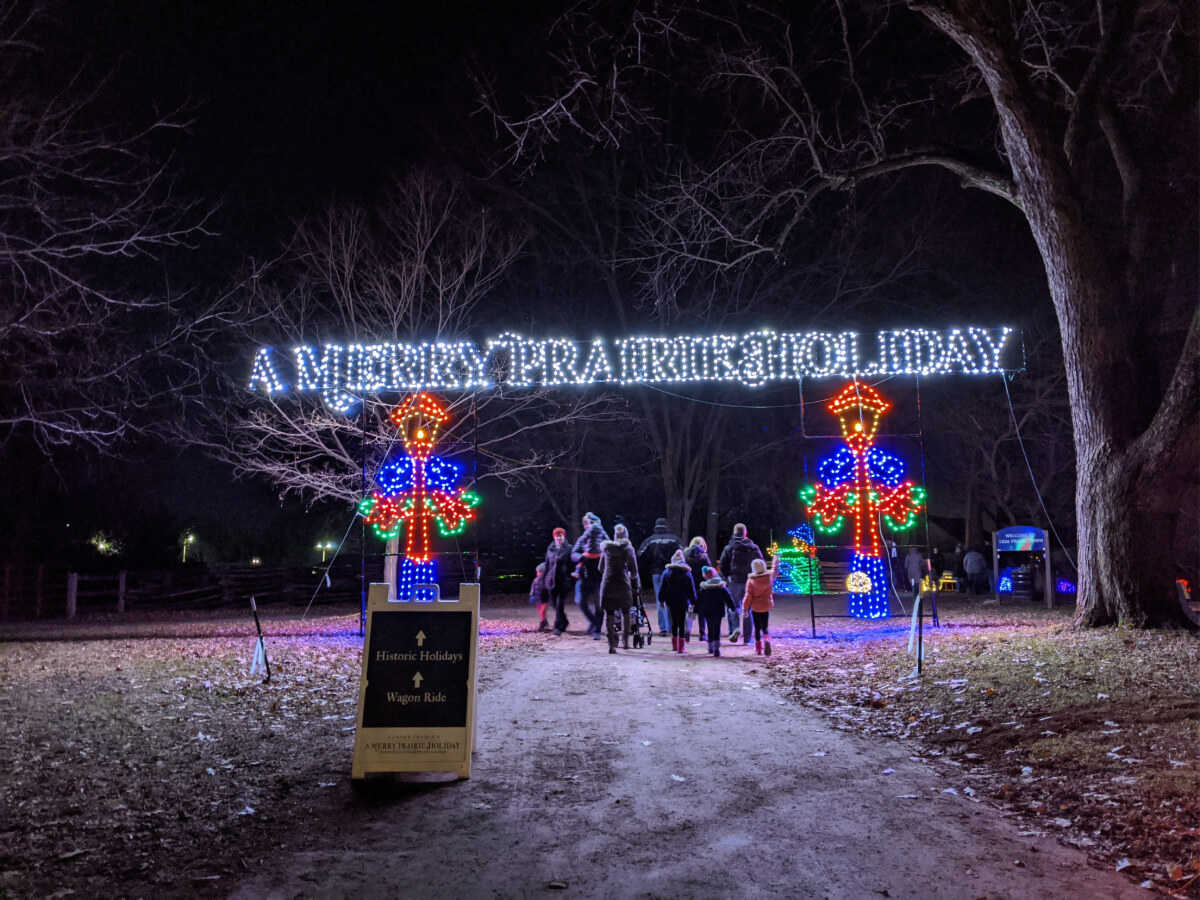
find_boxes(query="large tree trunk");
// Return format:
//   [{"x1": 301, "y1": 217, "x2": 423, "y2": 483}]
[
  {"x1": 915, "y1": 0, "x2": 1197, "y2": 627},
  {"x1": 1075, "y1": 449, "x2": 1182, "y2": 626}
]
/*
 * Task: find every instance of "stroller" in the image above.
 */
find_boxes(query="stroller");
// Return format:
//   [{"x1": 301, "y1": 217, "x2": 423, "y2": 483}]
[{"x1": 628, "y1": 590, "x2": 654, "y2": 648}]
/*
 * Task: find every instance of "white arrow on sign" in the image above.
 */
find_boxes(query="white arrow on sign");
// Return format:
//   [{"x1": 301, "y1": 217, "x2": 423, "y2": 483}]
[
  {"x1": 412, "y1": 672, "x2": 424, "y2": 688},
  {"x1": 415, "y1": 630, "x2": 426, "y2": 647}
]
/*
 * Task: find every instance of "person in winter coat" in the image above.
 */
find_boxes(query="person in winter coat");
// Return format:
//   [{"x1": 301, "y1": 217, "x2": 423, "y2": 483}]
[
  {"x1": 572, "y1": 512, "x2": 609, "y2": 639},
  {"x1": 683, "y1": 537, "x2": 712, "y2": 640},
  {"x1": 962, "y1": 547, "x2": 989, "y2": 596},
  {"x1": 741, "y1": 557, "x2": 775, "y2": 656},
  {"x1": 694, "y1": 567, "x2": 737, "y2": 657},
  {"x1": 659, "y1": 549, "x2": 697, "y2": 654},
  {"x1": 529, "y1": 562, "x2": 550, "y2": 631},
  {"x1": 904, "y1": 547, "x2": 926, "y2": 593},
  {"x1": 719, "y1": 523, "x2": 764, "y2": 643},
  {"x1": 637, "y1": 518, "x2": 682, "y2": 636},
  {"x1": 544, "y1": 527, "x2": 574, "y2": 634},
  {"x1": 598, "y1": 524, "x2": 640, "y2": 653}
]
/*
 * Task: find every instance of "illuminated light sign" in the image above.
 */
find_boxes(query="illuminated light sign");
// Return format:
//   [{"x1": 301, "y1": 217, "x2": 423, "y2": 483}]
[{"x1": 247, "y1": 327, "x2": 1017, "y2": 410}]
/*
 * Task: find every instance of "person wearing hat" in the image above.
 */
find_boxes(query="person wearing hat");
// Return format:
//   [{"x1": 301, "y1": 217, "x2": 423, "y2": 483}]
[
  {"x1": 694, "y1": 566, "x2": 737, "y2": 657},
  {"x1": 637, "y1": 517, "x2": 682, "y2": 636},
  {"x1": 741, "y1": 557, "x2": 776, "y2": 655},
  {"x1": 659, "y1": 549, "x2": 697, "y2": 653},
  {"x1": 719, "y1": 523, "x2": 764, "y2": 643},
  {"x1": 572, "y1": 512, "x2": 609, "y2": 638},
  {"x1": 543, "y1": 526, "x2": 573, "y2": 634},
  {"x1": 598, "y1": 524, "x2": 639, "y2": 652}
]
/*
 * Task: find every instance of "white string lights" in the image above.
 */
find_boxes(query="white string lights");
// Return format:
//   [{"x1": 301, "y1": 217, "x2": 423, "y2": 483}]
[{"x1": 248, "y1": 326, "x2": 1016, "y2": 409}]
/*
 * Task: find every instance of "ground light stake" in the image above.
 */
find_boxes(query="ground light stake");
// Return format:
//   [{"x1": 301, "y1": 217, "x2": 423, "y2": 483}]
[{"x1": 249, "y1": 596, "x2": 271, "y2": 683}]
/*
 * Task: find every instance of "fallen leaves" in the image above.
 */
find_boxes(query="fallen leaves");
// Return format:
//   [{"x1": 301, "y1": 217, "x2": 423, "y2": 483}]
[
  {"x1": 760, "y1": 601, "x2": 1200, "y2": 894},
  {"x1": 0, "y1": 606, "x2": 545, "y2": 898}
]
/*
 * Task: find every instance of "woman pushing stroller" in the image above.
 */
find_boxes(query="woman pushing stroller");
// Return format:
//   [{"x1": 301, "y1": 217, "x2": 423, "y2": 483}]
[{"x1": 598, "y1": 524, "x2": 639, "y2": 653}]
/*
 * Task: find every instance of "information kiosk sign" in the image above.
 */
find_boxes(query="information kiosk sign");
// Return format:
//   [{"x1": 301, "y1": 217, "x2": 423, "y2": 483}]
[{"x1": 351, "y1": 582, "x2": 479, "y2": 781}]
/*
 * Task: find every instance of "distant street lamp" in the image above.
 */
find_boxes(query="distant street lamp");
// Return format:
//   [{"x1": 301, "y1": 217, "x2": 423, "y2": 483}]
[
  {"x1": 316, "y1": 541, "x2": 335, "y2": 562},
  {"x1": 182, "y1": 533, "x2": 195, "y2": 563}
]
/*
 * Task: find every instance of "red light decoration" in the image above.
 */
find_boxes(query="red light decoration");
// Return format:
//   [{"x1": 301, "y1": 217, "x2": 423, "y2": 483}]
[
  {"x1": 358, "y1": 393, "x2": 479, "y2": 599},
  {"x1": 801, "y1": 382, "x2": 925, "y2": 618}
]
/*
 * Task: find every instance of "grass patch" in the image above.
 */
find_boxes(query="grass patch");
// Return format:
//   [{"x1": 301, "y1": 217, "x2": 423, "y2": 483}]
[{"x1": 763, "y1": 598, "x2": 1200, "y2": 894}]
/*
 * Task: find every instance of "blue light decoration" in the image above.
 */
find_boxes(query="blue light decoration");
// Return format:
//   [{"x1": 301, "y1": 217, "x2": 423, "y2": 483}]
[
  {"x1": 801, "y1": 382, "x2": 925, "y2": 619},
  {"x1": 358, "y1": 394, "x2": 479, "y2": 601},
  {"x1": 772, "y1": 524, "x2": 823, "y2": 595},
  {"x1": 1056, "y1": 578, "x2": 1077, "y2": 593},
  {"x1": 998, "y1": 567, "x2": 1013, "y2": 593}
]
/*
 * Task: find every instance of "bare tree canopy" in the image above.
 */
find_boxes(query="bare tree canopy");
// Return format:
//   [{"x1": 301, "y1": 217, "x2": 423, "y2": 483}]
[
  {"x1": 196, "y1": 168, "x2": 625, "y2": 507},
  {"x1": 0, "y1": 0, "x2": 217, "y2": 452},
  {"x1": 489, "y1": 0, "x2": 1198, "y2": 626}
]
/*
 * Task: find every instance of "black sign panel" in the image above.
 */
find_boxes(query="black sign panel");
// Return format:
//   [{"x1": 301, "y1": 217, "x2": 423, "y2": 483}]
[{"x1": 362, "y1": 611, "x2": 472, "y2": 729}]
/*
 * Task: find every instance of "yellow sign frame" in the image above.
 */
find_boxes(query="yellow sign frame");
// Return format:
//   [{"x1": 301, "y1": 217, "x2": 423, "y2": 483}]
[{"x1": 351, "y1": 582, "x2": 479, "y2": 781}]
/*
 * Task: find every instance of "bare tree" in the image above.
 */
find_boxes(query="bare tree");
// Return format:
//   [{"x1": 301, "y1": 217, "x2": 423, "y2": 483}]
[
  {"x1": 0, "y1": 1, "x2": 216, "y2": 452},
  {"x1": 924, "y1": 330, "x2": 1076, "y2": 547},
  {"x1": 490, "y1": 0, "x2": 1198, "y2": 626},
  {"x1": 195, "y1": 168, "x2": 623, "y2": 508},
  {"x1": 484, "y1": 40, "x2": 951, "y2": 544}
]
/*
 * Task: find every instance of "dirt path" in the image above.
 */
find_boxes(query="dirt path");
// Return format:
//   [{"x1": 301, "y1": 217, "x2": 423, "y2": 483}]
[{"x1": 230, "y1": 623, "x2": 1141, "y2": 900}]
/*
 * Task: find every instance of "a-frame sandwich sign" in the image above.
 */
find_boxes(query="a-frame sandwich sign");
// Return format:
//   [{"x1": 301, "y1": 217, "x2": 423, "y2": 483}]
[{"x1": 351, "y1": 581, "x2": 480, "y2": 782}]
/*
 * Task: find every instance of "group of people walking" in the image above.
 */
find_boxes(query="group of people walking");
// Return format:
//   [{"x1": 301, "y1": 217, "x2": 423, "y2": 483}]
[{"x1": 529, "y1": 514, "x2": 776, "y2": 658}]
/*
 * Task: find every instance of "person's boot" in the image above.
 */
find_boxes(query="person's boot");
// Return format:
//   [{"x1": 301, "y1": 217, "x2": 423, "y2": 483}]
[
  {"x1": 764, "y1": 635, "x2": 771, "y2": 656},
  {"x1": 755, "y1": 639, "x2": 763, "y2": 655},
  {"x1": 713, "y1": 638, "x2": 721, "y2": 658},
  {"x1": 678, "y1": 637, "x2": 685, "y2": 654},
  {"x1": 538, "y1": 620, "x2": 550, "y2": 632},
  {"x1": 671, "y1": 636, "x2": 678, "y2": 652},
  {"x1": 707, "y1": 640, "x2": 715, "y2": 655}
]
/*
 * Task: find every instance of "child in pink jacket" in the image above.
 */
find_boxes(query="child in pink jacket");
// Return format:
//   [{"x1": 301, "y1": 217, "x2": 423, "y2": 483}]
[{"x1": 741, "y1": 557, "x2": 775, "y2": 655}]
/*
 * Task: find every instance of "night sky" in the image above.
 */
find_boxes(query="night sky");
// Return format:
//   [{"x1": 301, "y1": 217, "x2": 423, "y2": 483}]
[
  {"x1": 15, "y1": 1, "x2": 1054, "y2": 571},
  {"x1": 23, "y1": 1, "x2": 568, "y2": 566},
  {"x1": 65, "y1": 1, "x2": 557, "y2": 247}
]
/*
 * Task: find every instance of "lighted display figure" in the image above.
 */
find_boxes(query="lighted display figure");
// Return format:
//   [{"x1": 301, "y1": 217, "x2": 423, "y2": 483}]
[
  {"x1": 772, "y1": 524, "x2": 823, "y2": 595},
  {"x1": 357, "y1": 394, "x2": 479, "y2": 600},
  {"x1": 801, "y1": 382, "x2": 925, "y2": 619}
]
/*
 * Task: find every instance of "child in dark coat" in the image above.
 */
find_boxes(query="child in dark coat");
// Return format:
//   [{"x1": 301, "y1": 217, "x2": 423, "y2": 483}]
[
  {"x1": 529, "y1": 562, "x2": 550, "y2": 632},
  {"x1": 659, "y1": 549, "x2": 697, "y2": 654},
  {"x1": 684, "y1": 537, "x2": 712, "y2": 640},
  {"x1": 694, "y1": 567, "x2": 737, "y2": 657}
]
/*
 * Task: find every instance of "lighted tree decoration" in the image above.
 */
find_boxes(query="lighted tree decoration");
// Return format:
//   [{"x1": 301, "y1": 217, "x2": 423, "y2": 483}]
[
  {"x1": 357, "y1": 394, "x2": 480, "y2": 600},
  {"x1": 801, "y1": 382, "x2": 925, "y2": 619},
  {"x1": 772, "y1": 524, "x2": 822, "y2": 595}
]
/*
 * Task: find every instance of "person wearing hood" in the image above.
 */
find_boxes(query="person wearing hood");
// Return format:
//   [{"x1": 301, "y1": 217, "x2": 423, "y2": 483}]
[
  {"x1": 694, "y1": 567, "x2": 737, "y2": 657},
  {"x1": 741, "y1": 557, "x2": 775, "y2": 655},
  {"x1": 683, "y1": 537, "x2": 711, "y2": 641},
  {"x1": 529, "y1": 562, "x2": 550, "y2": 631},
  {"x1": 598, "y1": 524, "x2": 640, "y2": 653},
  {"x1": 572, "y1": 512, "x2": 609, "y2": 639},
  {"x1": 637, "y1": 517, "x2": 682, "y2": 637},
  {"x1": 544, "y1": 527, "x2": 573, "y2": 635},
  {"x1": 718, "y1": 523, "x2": 764, "y2": 643},
  {"x1": 659, "y1": 549, "x2": 697, "y2": 653}
]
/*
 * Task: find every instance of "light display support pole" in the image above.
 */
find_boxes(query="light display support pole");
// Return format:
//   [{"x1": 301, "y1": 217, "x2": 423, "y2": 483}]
[
  {"x1": 360, "y1": 397, "x2": 367, "y2": 635},
  {"x1": 799, "y1": 378, "x2": 817, "y2": 640}
]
